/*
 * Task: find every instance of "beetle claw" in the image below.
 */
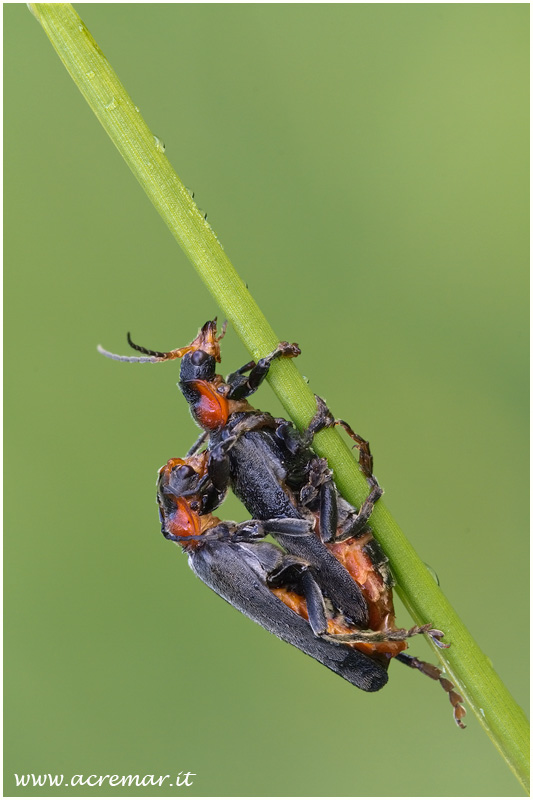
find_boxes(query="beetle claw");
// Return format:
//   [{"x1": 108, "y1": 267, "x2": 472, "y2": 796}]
[{"x1": 427, "y1": 628, "x2": 451, "y2": 648}]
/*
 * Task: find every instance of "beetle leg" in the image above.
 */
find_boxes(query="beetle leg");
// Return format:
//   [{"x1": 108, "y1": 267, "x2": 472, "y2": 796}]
[
  {"x1": 263, "y1": 551, "x2": 329, "y2": 637},
  {"x1": 225, "y1": 412, "x2": 280, "y2": 438},
  {"x1": 226, "y1": 359, "x2": 256, "y2": 380},
  {"x1": 301, "y1": 394, "x2": 336, "y2": 443},
  {"x1": 226, "y1": 342, "x2": 301, "y2": 400},
  {"x1": 301, "y1": 396, "x2": 384, "y2": 540},
  {"x1": 335, "y1": 418, "x2": 375, "y2": 480},
  {"x1": 261, "y1": 518, "x2": 316, "y2": 537},
  {"x1": 231, "y1": 517, "x2": 315, "y2": 542},
  {"x1": 204, "y1": 440, "x2": 232, "y2": 494},
  {"x1": 395, "y1": 652, "x2": 467, "y2": 728},
  {"x1": 310, "y1": 472, "x2": 383, "y2": 545},
  {"x1": 167, "y1": 517, "x2": 314, "y2": 546},
  {"x1": 316, "y1": 480, "x2": 338, "y2": 543},
  {"x1": 186, "y1": 430, "x2": 209, "y2": 457},
  {"x1": 206, "y1": 411, "x2": 282, "y2": 491},
  {"x1": 299, "y1": 571, "x2": 329, "y2": 635},
  {"x1": 304, "y1": 395, "x2": 376, "y2": 480},
  {"x1": 333, "y1": 482, "x2": 384, "y2": 542},
  {"x1": 205, "y1": 412, "x2": 279, "y2": 493},
  {"x1": 195, "y1": 477, "x2": 227, "y2": 515},
  {"x1": 320, "y1": 623, "x2": 447, "y2": 645}
]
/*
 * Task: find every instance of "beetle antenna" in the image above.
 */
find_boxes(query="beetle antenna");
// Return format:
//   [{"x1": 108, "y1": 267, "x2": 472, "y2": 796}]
[
  {"x1": 98, "y1": 332, "x2": 194, "y2": 363},
  {"x1": 127, "y1": 332, "x2": 171, "y2": 359},
  {"x1": 97, "y1": 344, "x2": 163, "y2": 363}
]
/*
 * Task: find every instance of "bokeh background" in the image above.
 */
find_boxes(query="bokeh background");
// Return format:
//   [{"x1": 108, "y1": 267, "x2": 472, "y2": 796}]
[{"x1": 5, "y1": 4, "x2": 529, "y2": 797}]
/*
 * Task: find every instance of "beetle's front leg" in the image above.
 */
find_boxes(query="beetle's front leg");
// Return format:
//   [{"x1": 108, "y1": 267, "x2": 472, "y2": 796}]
[{"x1": 225, "y1": 342, "x2": 301, "y2": 400}]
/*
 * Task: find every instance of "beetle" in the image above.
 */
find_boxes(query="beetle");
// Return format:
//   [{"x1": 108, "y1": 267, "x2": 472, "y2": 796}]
[
  {"x1": 159, "y1": 452, "x2": 418, "y2": 689},
  {"x1": 99, "y1": 321, "x2": 466, "y2": 726},
  {"x1": 157, "y1": 450, "x2": 466, "y2": 724}
]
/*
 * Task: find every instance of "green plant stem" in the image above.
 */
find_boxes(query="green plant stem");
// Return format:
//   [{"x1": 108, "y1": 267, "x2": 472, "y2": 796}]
[{"x1": 29, "y1": 3, "x2": 529, "y2": 792}]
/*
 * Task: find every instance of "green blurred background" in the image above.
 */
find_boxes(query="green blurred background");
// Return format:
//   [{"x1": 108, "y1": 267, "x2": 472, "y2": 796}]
[{"x1": 5, "y1": 4, "x2": 529, "y2": 797}]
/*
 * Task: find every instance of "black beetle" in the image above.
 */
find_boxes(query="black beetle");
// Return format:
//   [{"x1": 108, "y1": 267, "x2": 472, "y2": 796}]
[
  {"x1": 158, "y1": 451, "x2": 427, "y2": 692},
  {"x1": 99, "y1": 322, "x2": 467, "y2": 726}
]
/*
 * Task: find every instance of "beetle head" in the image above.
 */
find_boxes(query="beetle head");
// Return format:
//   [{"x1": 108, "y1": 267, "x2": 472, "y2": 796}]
[{"x1": 157, "y1": 453, "x2": 222, "y2": 547}]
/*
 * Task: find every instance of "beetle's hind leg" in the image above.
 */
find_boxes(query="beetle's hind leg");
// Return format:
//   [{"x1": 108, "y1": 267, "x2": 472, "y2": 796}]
[
  {"x1": 320, "y1": 623, "x2": 448, "y2": 647},
  {"x1": 395, "y1": 652, "x2": 467, "y2": 729}
]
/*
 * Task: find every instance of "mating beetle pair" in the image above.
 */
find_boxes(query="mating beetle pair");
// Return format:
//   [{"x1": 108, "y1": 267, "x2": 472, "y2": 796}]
[{"x1": 99, "y1": 321, "x2": 466, "y2": 726}]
